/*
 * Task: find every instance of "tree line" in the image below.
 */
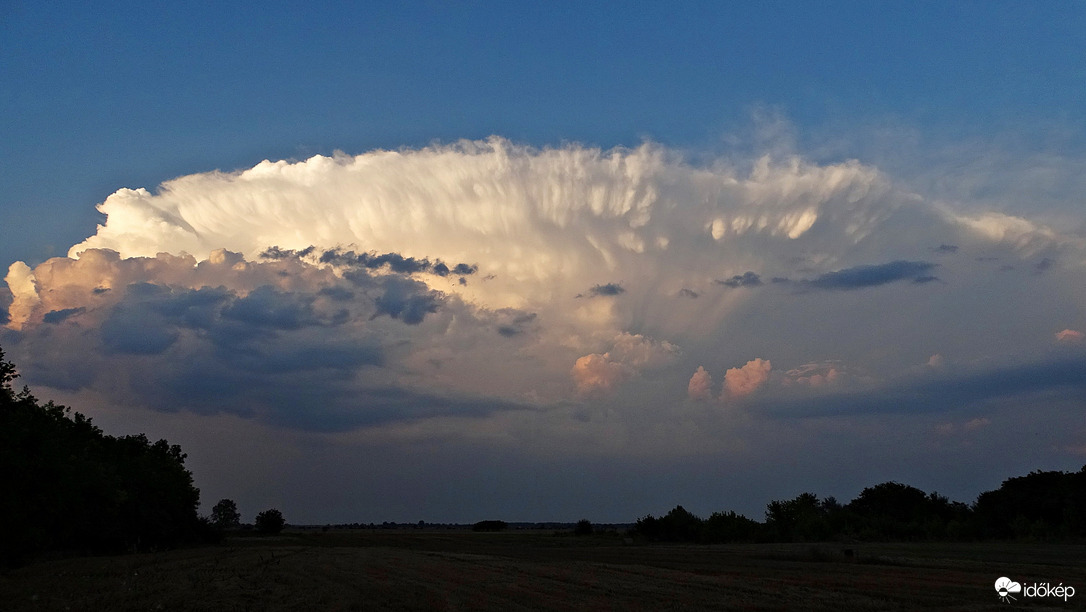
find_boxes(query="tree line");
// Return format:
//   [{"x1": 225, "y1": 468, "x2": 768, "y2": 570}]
[
  {"x1": 4, "y1": 340, "x2": 1083, "y2": 568},
  {"x1": 634, "y1": 470, "x2": 1086, "y2": 544},
  {"x1": 0, "y1": 346, "x2": 284, "y2": 568}
]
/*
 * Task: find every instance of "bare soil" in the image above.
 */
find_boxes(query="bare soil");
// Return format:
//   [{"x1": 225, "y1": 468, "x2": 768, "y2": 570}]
[{"x1": 2, "y1": 531, "x2": 1083, "y2": 611}]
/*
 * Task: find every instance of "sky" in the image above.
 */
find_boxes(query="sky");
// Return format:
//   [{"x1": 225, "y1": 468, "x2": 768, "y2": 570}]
[{"x1": 2, "y1": 2, "x2": 1086, "y2": 524}]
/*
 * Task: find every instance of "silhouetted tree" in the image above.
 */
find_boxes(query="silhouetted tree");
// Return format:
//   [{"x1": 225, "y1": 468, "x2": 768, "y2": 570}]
[
  {"x1": 974, "y1": 467, "x2": 1086, "y2": 540},
  {"x1": 0, "y1": 344, "x2": 203, "y2": 567},
  {"x1": 845, "y1": 482, "x2": 931, "y2": 540},
  {"x1": 635, "y1": 506, "x2": 704, "y2": 542},
  {"x1": 254, "y1": 509, "x2": 286, "y2": 534},
  {"x1": 211, "y1": 498, "x2": 241, "y2": 530},
  {"x1": 765, "y1": 492, "x2": 828, "y2": 541},
  {"x1": 574, "y1": 519, "x2": 594, "y2": 536},
  {"x1": 471, "y1": 520, "x2": 507, "y2": 532},
  {"x1": 702, "y1": 510, "x2": 760, "y2": 543}
]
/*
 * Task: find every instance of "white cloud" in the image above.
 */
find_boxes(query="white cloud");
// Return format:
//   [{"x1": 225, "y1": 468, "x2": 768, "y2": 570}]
[
  {"x1": 4, "y1": 261, "x2": 38, "y2": 330},
  {"x1": 4, "y1": 137, "x2": 1086, "y2": 440}
]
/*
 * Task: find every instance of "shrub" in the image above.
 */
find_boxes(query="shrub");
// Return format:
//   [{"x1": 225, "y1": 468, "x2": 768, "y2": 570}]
[
  {"x1": 472, "y1": 520, "x2": 507, "y2": 532},
  {"x1": 254, "y1": 509, "x2": 286, "y2": 534},
  {"x1": 573, "y1": 519, "x2": 593, "y2": 536}
]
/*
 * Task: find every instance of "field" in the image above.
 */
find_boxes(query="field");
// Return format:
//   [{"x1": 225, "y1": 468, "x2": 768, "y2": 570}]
[{"x1": 2, "y1": 530, "x2": 1084, "y2": 611}]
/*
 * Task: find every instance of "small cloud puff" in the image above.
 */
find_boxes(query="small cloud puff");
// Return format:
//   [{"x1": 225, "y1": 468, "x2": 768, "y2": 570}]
[
  {"x1": 687, "y1": 366, "x2": 713, "y2": 401},
  {"x1": 571, "y1": 332, "x2": 678, "y2": 395},
  {"x1": 571, "y1": 353, "x2": 629, "y2": 395},
  {"x1": 687, "y1": 358, "x2": 773, "y2": 401},
  {"x1": 723, "y1": 358, "x2": 772, "y2": 398},
  {"x1": 1056, "y1": 329, "x2": 1084, "y2": 343}
]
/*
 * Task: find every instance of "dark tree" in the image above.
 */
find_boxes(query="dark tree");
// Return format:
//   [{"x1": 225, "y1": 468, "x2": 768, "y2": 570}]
[
  {"x1": 573, "y1": 519, "x2": 594, "y2": 536},
  {"x1": 974, "y1": 468, "x2": 1086, "y2": 539},
  {"x1": 847, "y1": 482, "x2": 947, "y2": 540},
  {"x1": 634, "y1": 506, "x2": 704, "y2": 542},
  {"x1": 471, "y1": 520, "x2": 507, "y2": 532},
  {"x1": 0, "y1": 344, "x2": 203, "y2": 567},
  {"x1": 765, "y1": 492, "x2": 827, "y2": 542},
  {"x1": 255, "y1": 508, "x2": 286, "y2": 534},
  {"x1": 702, "y1": 510, "x2": 760, "y2": 543},
  {"x1": 211, "y1": 498, "x2": 241, "y2": 530}
]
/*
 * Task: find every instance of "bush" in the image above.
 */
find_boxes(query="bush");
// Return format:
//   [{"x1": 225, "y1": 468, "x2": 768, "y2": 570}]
[
  {"x1": 254, "y1": 509, "x2": 286, "y2": 535},
  {"x1": 573, "y1": 519, "x2": 594, "y2": 536},
  {"x1": 472, "y1": 520, "x2": 507, "y2": 532}
]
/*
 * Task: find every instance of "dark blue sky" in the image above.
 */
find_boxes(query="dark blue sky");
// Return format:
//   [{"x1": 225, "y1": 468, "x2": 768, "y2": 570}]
[{"x1": 3, "y1": 2, "x2": 1084, "y2": 266}]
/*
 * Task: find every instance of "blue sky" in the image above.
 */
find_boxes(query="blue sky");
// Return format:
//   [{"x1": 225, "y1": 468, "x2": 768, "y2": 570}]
[
  {"x1": 2, "y1": 2, "x2": 1086, "y2": 523},
  {"x1": 5, "y1": 2, "x2": 1083, "y2": 266}
]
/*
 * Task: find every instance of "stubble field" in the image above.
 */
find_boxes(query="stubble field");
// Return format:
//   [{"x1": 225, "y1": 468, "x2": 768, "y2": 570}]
[{"x1": 2, "y1": 530, "x2": 1083, "y2": 611}]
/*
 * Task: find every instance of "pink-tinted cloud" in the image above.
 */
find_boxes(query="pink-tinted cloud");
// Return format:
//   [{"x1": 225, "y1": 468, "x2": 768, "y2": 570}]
[
  {"x1": 723, "y1": 358, "x2": 771, "y2": 398},
  {"x1": 570, "y1": 333, "x2": 678, "y2": 396},
  {"x1": 1056, "y1": 329, "x2": 1084, "y2": 343},
  {"x1": 570, "y1": 353, "x2": 629, "y2": 395},
  {"x1": 687, "y1": 366, "x2": 714, "y2": 401}
]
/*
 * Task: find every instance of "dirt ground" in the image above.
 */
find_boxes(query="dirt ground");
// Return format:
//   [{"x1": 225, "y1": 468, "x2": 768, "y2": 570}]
[{"x1": 2, "y1": 531, "x2": 1083, "y2": 611}]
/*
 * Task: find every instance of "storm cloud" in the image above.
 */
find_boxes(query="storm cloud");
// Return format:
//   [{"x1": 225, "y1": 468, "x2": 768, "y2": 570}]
[{"x1": 3, "y1": 138, "x2": 1086, "y2": 524}]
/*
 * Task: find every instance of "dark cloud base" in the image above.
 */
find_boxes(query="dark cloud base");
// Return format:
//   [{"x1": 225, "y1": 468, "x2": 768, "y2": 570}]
[{"x1": 577, "y1": 283, "x2": 625, "y2": 298}]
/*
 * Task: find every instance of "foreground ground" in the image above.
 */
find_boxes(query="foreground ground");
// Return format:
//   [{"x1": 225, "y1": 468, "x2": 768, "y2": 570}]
[{"x1": 2, "y1": 530, "x2": 1083, "y2": 611}]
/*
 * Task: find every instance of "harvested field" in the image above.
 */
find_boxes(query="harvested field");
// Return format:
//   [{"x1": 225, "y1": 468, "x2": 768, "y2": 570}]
[{"x1": 2, "y1": 531, "x2": 1083, "y2": 611}]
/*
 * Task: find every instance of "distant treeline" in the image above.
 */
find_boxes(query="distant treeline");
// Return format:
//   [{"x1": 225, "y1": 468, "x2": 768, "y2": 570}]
[
  {"x1": 0, "y1": 347, "x2": 213, "y2": 567},
  {"x1": 635, "y1": 471, "x2": 1086, "y2": 544}
]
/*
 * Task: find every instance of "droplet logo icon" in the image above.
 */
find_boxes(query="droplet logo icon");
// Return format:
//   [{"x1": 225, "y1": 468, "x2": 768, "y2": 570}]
[{"x1": 995, "y1": 577, "x2": 1022, "y2": 603}]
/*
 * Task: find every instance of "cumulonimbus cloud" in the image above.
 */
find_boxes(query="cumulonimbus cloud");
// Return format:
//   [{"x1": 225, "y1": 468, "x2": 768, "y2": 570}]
[{"x1": 4, "y1": 137, "x2": 1086, "y2": 432}]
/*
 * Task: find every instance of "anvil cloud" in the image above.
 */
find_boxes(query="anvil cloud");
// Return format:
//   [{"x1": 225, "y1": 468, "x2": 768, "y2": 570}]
[{"x1": 4, "y1": 138, "x2": 1085, "y2": 522}]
